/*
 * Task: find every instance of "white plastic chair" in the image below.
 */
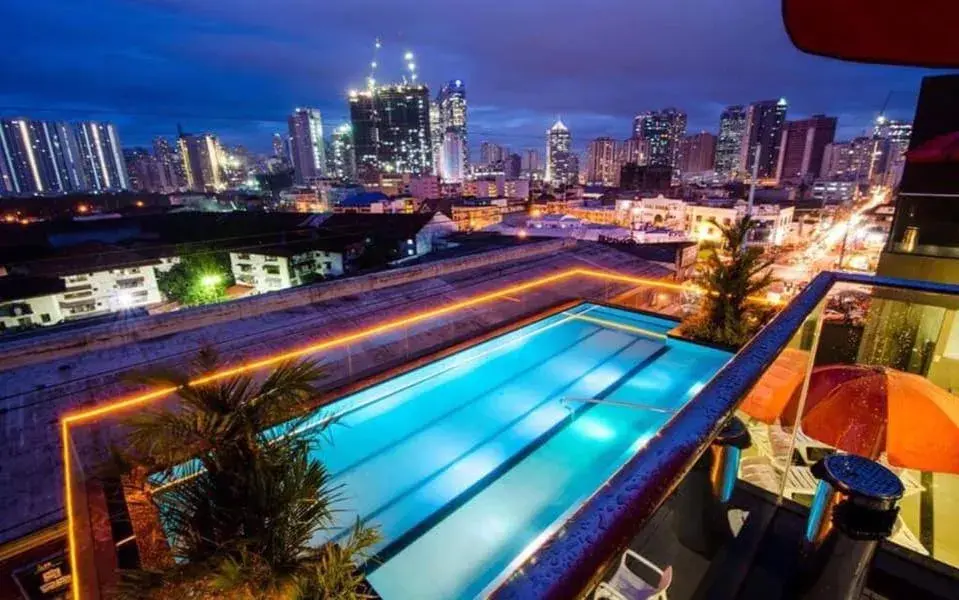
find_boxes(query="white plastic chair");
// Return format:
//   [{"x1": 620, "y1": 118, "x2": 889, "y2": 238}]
[{"x1": 593, "y1": 550, "x2": 672, "y2": 600}]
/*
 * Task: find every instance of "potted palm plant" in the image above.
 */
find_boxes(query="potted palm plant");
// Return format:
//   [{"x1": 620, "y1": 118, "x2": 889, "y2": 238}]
[
  {"x1": 114, "y1": 348, "x2": 379, "y2": 599},
  {"x1": 680, "y1": 216, "x2": 777, "y2": 348}
]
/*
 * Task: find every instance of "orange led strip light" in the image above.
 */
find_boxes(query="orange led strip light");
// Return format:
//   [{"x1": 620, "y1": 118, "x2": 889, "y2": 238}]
[{"x1": 59, "y1": 267, "x2": 779, "y2": 598}]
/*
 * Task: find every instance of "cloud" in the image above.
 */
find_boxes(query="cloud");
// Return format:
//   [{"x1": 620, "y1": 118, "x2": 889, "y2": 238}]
[{"x1": 5, "y1": 0, "x2": 941, "y2": 151}]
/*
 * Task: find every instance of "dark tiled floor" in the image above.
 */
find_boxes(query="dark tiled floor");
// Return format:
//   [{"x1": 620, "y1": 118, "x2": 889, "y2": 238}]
[{"x1": 604, "y1": 479, "x2": 959, "y2": 600}]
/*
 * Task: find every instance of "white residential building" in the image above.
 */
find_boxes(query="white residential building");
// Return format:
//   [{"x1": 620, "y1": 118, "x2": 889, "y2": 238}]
[
  {"x1": 0, "y1": 279, "x2": 65, "y2": 331},
  {"x1": 1, "y1": 257, "x2": 163, "y2": 331},
  {"x1": 615, "y1": 196, "x2": 689, "y2": 229},
  {"x1": 57, "y1": 264, "x2": 163, "y2": 319},
  {"x1": 230, "y1": 250, "x2": 344, "y2": 295},
  {"x1": 687, "y1": 202, "x2": 793, "y2": 247}
]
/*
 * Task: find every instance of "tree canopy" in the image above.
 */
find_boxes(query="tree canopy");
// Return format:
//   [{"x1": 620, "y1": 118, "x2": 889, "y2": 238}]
[{"x1": 156, "y1": 249, "x2": 234, "y2": 306}]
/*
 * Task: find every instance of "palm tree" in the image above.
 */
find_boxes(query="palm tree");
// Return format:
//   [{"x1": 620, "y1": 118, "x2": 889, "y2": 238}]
[
  {"x1": 116, "y1": 348, "x2": 379, "y2": 599},
  {"x1": 681, "y1": 216, "x2": 777, "y2": 347}
]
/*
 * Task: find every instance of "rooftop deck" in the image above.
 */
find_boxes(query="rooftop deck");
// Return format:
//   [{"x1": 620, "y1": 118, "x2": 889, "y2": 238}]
[{"x1": 0, "y1": 241, "x2": 676, "y2": 545}]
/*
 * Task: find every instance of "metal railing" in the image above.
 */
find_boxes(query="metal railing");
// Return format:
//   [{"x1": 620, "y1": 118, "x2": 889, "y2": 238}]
[{"x1": 491, "y1": 270, "x2": 959, "y2": 599}]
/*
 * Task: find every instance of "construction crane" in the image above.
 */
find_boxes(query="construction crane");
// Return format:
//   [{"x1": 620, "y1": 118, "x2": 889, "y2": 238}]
[
  {"x1": 367, "y1": 37, "x2": 381, "y2": 91},
  {"x1": 403, "y1": 50, "x2": 417, "y2": 84}
]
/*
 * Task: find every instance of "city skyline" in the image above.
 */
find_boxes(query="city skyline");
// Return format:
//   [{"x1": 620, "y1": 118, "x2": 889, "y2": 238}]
[{"x1": 4, "y1": 0, "x2": 940, "y2": 155}]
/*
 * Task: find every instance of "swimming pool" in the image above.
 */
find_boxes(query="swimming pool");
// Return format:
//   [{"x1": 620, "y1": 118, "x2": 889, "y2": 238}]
[{"x1": 278, "y1": 302, "x2": 731, "y2": 599}]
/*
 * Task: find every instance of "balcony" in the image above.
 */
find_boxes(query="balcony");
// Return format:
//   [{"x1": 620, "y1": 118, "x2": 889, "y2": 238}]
[{"x1": 57, "y1": 269, "x2": 959, "y2": 599}]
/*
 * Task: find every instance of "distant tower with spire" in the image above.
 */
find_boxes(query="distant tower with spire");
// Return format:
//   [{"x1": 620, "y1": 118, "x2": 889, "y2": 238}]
[{"x1": 546, "y1": 117, "x2": 572, "y2": 187}]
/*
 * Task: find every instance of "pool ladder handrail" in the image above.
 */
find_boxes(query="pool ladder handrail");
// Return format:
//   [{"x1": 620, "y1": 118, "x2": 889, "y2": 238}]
[{"x1": 559, "y1": 396, "x2": 676, "y2": 415}]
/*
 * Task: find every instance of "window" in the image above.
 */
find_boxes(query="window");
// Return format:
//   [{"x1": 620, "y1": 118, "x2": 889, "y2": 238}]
[
  {"x1": 236, "y1": 253, "x2": 251, "y2": 260},
  {"x1": 263, "y1": 265, "x2": 280, "y2": 276},
  {"x1": 41, "y1": 313, "x2": 51, "y2": 323},
  {"x1": 238, "y1": 264, "x2": 252, "y2": 273},
  {"x1": 323, "y1": 261, "x2": 332, "y2": 270},
  {"x1": 63, "y1": 290, "x2": 92, "y2": 300},
  {"x1": 115, "y1": 277, "x2": 145, "y2": 289}
]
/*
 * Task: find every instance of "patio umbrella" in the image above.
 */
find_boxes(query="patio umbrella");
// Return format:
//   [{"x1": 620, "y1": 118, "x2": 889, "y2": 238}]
[
  {"x1": 739, "y1": 348, "x2": 809, "y2": 424},
  {"x1": 783, "y1": 364, "x2": 959, "y2": 474}
]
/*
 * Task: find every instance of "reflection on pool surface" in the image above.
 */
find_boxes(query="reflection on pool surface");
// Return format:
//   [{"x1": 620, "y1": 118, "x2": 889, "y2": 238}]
[{"x1": 274, "y1": 303, "x2": 732, "y2": 599}]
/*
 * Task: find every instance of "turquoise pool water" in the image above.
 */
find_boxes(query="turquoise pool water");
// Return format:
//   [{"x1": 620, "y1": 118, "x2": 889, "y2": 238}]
[{"x1": 286, "y1": 303, "x2": 732, "y2": 599}]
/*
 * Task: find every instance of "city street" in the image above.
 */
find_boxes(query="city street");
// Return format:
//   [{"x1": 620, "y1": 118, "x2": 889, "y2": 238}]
[{"x1": 769, "y1": 187, "x2": 891, "y2": 295}]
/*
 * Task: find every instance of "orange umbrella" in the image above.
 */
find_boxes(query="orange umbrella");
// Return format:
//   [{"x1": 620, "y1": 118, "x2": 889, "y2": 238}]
[
  {"x1": 739, "y1": 348, "x2": 809, "y2": 423},
  {"x1": 785, "y1": 365, "x2": 959, "y2": 474}
]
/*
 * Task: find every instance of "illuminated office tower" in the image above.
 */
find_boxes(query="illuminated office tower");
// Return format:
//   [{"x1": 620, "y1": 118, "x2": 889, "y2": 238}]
[
  {"x1": 437, "y1": 79, "x2": 468, "y2": 170},
  {"x1": 328, "y1": 124, "x2": 356, "y2": 182},
  {"x1": 439, "y1": 131, "x2": 466, "y2": 183},
  {"x1": 0, "y1": 118, "x2": 93, "y2": 195},
  {"x1": 545, "y1": 118, "x2": 573, "y2": 187},
  {"x1": 585, "y1": 137, "x2": 618, "y2": 186},
  {"x1": 715, "y1": 105, "x2": 747, "y2": 178},
  {"x1": 74, "y1": 121, "x2": 129, "y2": 192},
  {"x1": 349, "y1": 83, "x2": 432, "y2": 182},
  {"x1": 775, "y1": 115, "x2": 836, "y2": 183},
  {"x1": 633, "y1": 108, "x2": 686, "y2": 170},
  {"x1": 678, "y1": 132, "x2": 717, "y2": 175},
  {"x1": 178, "y1": 132, "x2": 225, "y2": 192},
  {"x1": 288, "y1": 108, "x2": 326, "y2": 185},
  {"x1": 741, "y1": 99, "x2": 788, "y2": 179}
]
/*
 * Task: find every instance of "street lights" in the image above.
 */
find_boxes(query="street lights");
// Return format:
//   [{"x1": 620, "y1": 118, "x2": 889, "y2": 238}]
[{"x1": 200, "y1": 274, "x2": 223, "y2": 288}]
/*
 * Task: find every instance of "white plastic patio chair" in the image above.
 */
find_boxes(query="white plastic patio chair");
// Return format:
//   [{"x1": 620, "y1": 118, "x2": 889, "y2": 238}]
[
  {"x1": 888, "y1": 517, "x2": 929, "y2": 556},
  {"x1": 593, "y1": 549, "x2": 672, "y2": 600},
  {"x1": 740, "y1": 455, "x2": 818, "y2": 499}
]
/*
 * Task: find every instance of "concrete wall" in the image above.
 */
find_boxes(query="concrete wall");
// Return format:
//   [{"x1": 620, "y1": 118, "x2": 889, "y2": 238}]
[{"x1": 0, "y1": 238, "x2": 575, "y2": 371}]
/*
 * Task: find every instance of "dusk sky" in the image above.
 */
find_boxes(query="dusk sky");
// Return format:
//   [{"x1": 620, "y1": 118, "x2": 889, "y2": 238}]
[{"x1": 5, "y1": 0, "x2": 945, "y2": 154}]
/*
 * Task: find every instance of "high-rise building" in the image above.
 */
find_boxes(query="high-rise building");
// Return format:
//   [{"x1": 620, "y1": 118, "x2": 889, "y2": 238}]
[
  {"x1": 429, "y1": 100, "x2": 443, "y2": 175},
  {"x1": 678, "y1": 132, "x2": 717, "y2": 175},
  {"x1": 522, "y1": 149, "x2": 541, "y2": 175},
  {"x1": 775, "y1": 115, "x2": 837, "y2": 183},
  {"x1": 272, "y1": 133, "x2": 287, "y2": 160},
  {"x1": 0, "y1": 119, "x2": 51, "y2": 195},
  {"x1": 178, "y1": 132, "x2": 224, "y2": 192},
  {"x1": 545, "y1": 118, "x2": 573, "y2": 187},
  {"x1": 439, "y1": 131, "x2": 466, "y2": 183},
  {"x1": 585, "y1": 137, "x2": 618, "y2": 186},
  {"x1": 480, "y1": 142, "x2": 508, "y2": 167},
  {"x1": 328, "y1": 124, "x2": 356, "y2": 182},
  {"x1": 741, "y1": 99, "x2": 788, "y2": 179},
  {"x1": 288, "y1": 108, "x2": 326, "y2": 185},
  {"x1": 0, "y1": 118, "x2": 128, "y2": 196},
  {"x1": 873, "y1": 116, "x2": 912, "y2": 187},
  {"x1": 437, "y1": 79, "x2": 468, "y2": 171},
  {"x1": 820, "y1": 137, "x2": 880, "y2": 182},
  {"x1": 124, "y1": 148, "x2": 166, "y2": 193},
  {"x1": 0, "y1": 119, "x2": 88, "y2": 196},
  {"x1": 153, "y1": 136, "x2": 181, "y2": 191},
  {"x1": 349, "y1": 84, "x2": 432, "y2": 182},
  {"x1": 74, "y1": 121, "x2": 130, "y2": 192},
  {"x1": 618, "y1": 137, "x2": 648, "y2": 168},
  {"x1": 632, "y1": 109, "x2": 686, "y2": 170},
  {"x1": 877, "y1": 74, "x2": 959, "y2": 282},
  {"x1": 505, "y1": 153, "x2": 522, "y2": 179},
  {"x1": 715, "y1": 105, "x2": 747, "y2": 178}
]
